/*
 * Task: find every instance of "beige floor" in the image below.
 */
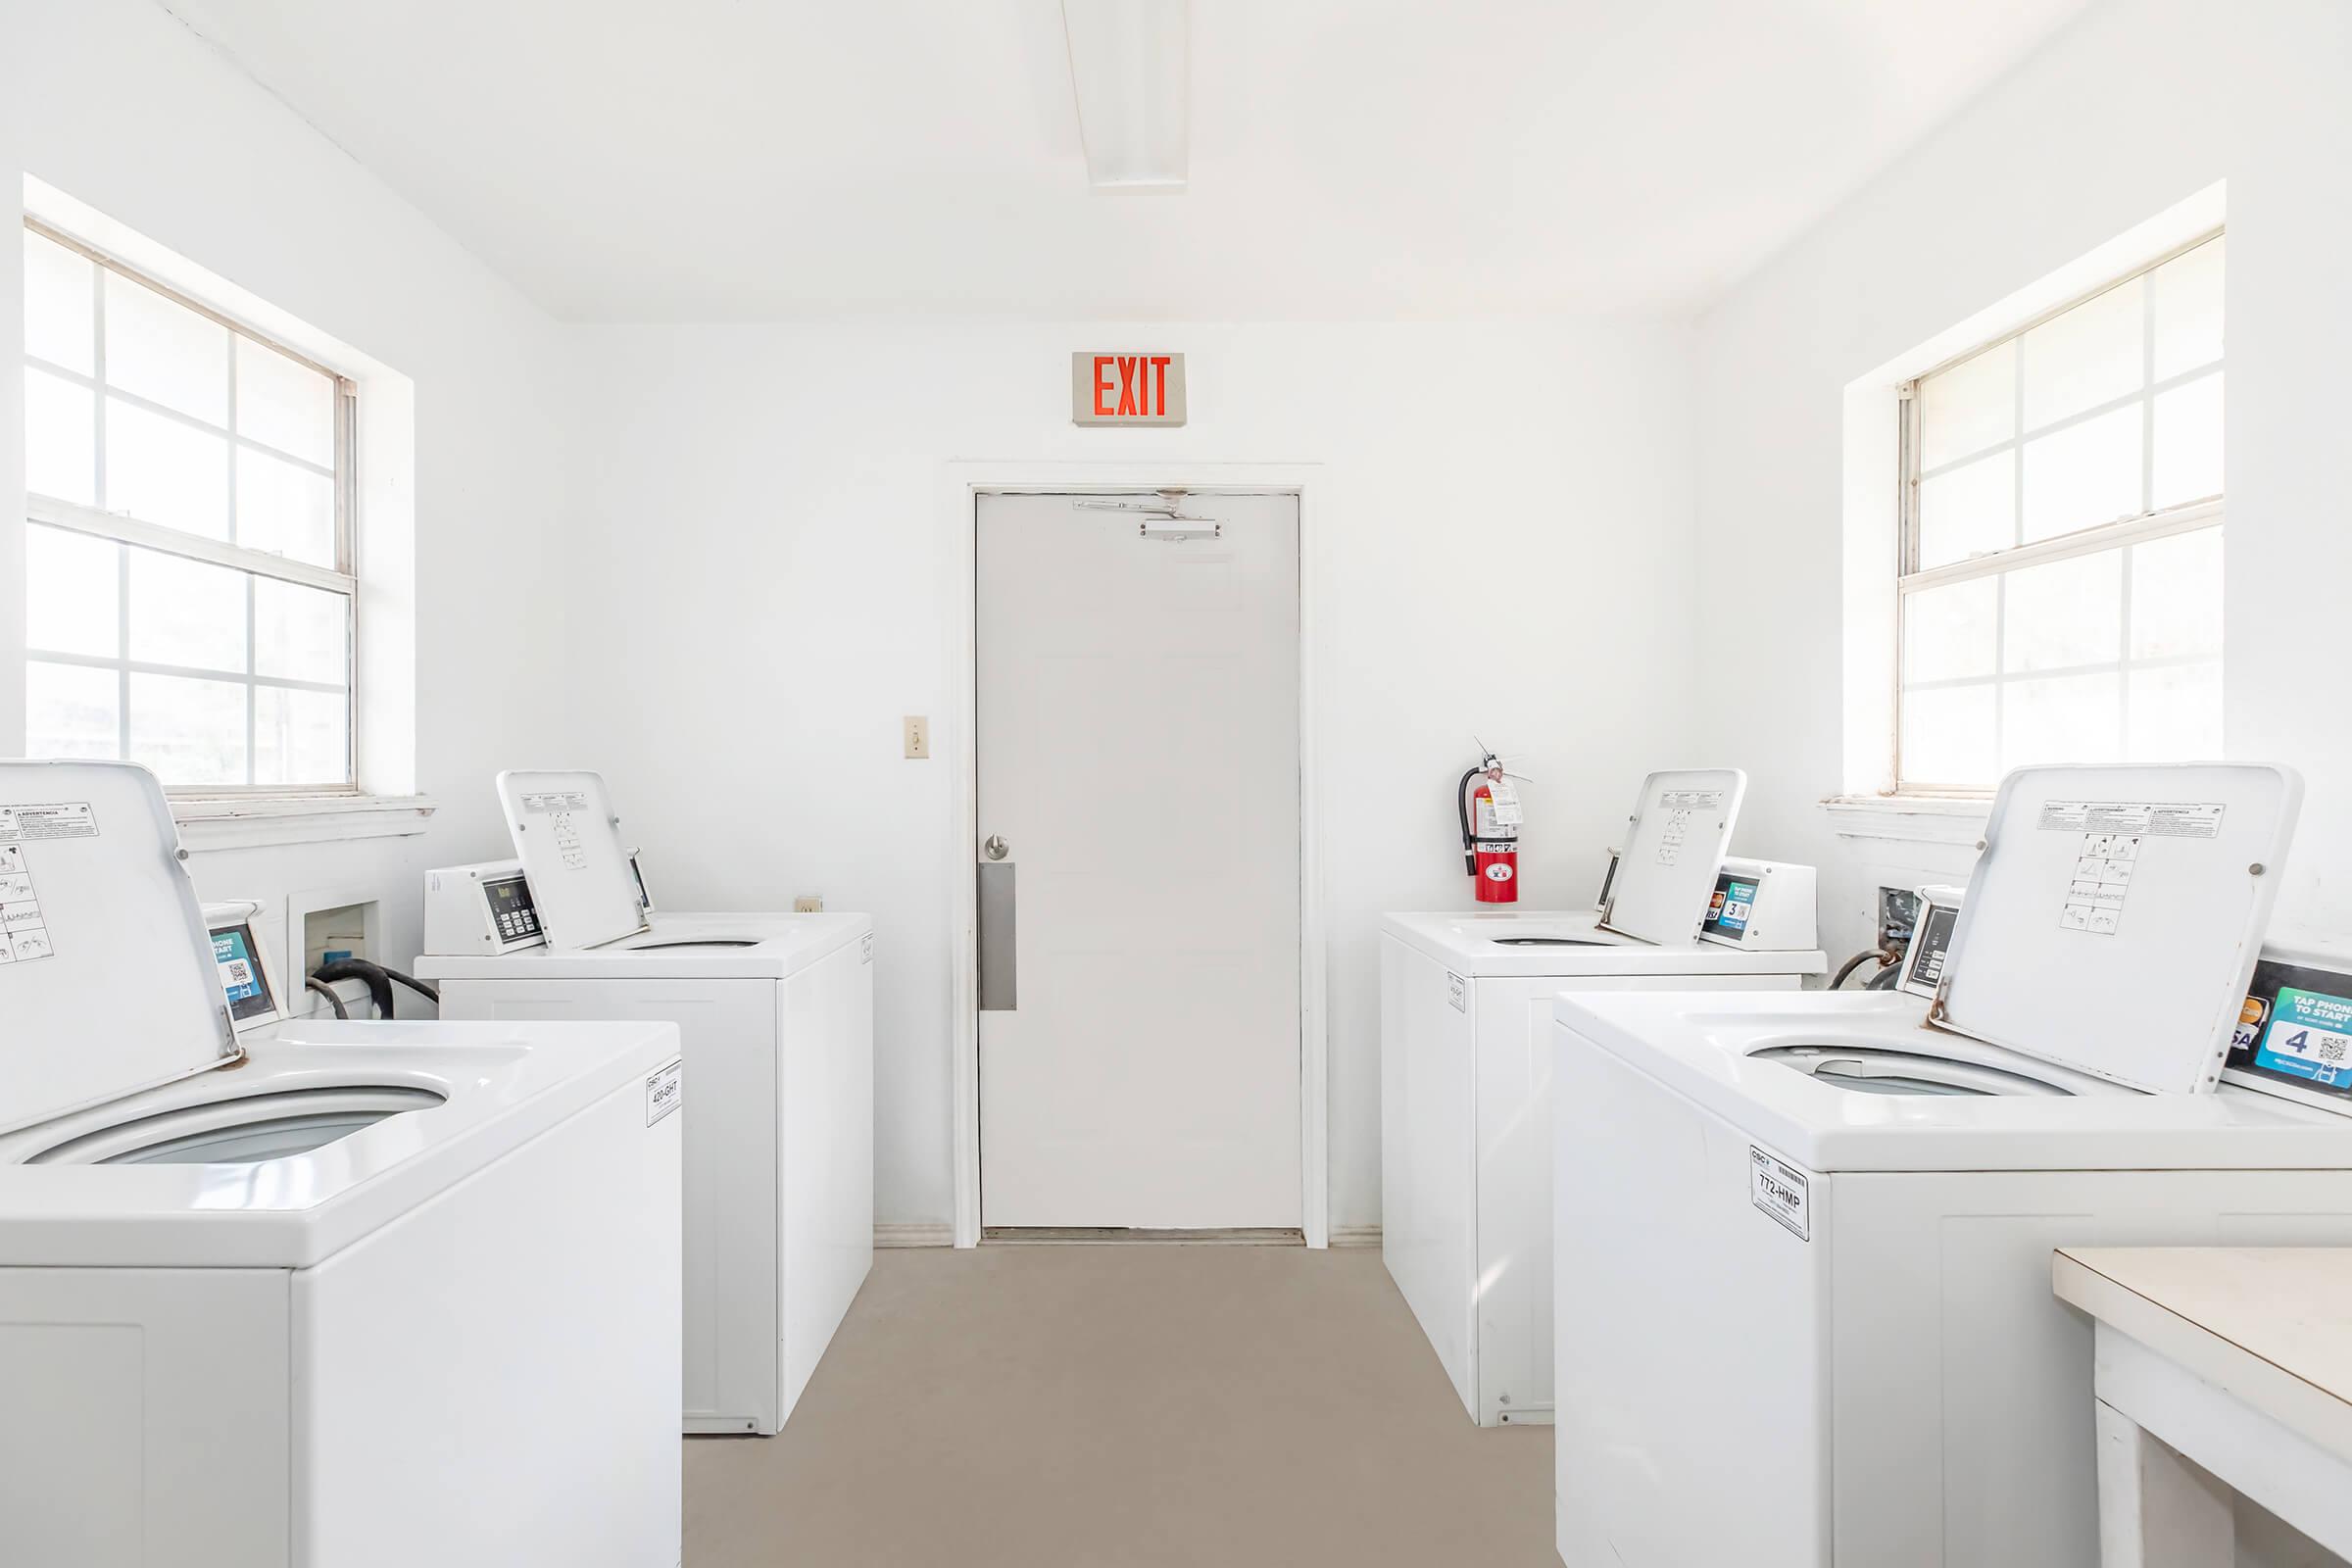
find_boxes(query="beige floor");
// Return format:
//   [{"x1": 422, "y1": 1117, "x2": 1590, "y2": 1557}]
[{"x1": 686, "y1": 1244, "x2": 1555, "y2": 1567}]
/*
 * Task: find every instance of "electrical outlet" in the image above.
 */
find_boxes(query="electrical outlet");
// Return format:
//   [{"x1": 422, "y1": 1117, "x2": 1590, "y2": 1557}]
[
  {"x1": 903, "y1": 715, "x2": 929, "y2": 760},
  {"x1": 794, "y1": 896, "x2": 824, "y2": 913}
]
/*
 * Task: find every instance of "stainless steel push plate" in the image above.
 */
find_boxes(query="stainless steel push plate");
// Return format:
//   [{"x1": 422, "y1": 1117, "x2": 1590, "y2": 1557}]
[{"x1": 978, "y1": 860, "x2": 1016, "y2": 1010}]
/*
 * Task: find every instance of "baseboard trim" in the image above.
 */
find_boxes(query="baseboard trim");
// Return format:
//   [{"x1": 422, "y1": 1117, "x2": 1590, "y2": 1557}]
[
  {"x1": 1327, "y1": 1225, "x2": 1381, "y2": 1249},
  {"x1": 982, "y1": 1226, "x2": 1305, "y2": 1247},
  {"x1": 875, "y1": 1223, "x2": 956, "y2": 1249}
]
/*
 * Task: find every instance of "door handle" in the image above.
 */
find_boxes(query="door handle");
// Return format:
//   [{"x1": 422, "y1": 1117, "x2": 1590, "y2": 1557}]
[{"x1": 984, "y1": 834, "x2": 1008, "y2": 861}]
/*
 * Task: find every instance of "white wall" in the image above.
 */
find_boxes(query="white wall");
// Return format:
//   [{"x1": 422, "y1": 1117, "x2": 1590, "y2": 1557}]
[
  {"x1": 0, "y1": 0, "x2": 576, "y2": 981},
  {"x1": 564, "y1": 319, "x2": 1703, "y2": 1230},
  {"x1": 1692, "y1": 0, "x2": 2352, "y2": 961}
]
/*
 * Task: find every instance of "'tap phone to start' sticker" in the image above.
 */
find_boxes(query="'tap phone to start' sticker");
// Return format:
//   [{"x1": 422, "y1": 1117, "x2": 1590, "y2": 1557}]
[{"x1": 2252, "y1": 987, "x2": 2352, "y2": 1089}]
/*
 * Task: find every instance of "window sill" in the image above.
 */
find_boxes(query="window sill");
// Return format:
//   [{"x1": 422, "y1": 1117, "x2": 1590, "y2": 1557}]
[
  {"x1": 1821, "y1": 794, "x2": 1992, "y2": 847},
  {"x1": 171, "y1": 794, "x2": 437, "y2": 851}
]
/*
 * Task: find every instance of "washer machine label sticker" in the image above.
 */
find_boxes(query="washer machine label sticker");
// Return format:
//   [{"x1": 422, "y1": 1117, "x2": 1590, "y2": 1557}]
[
  {"x1": 646, "y1": 1058, "x2": 684, "y2": 1126},
  {"x1": 861, "y1": 932, "x2": 875, "y2": 964},
  {"x1": 0, "y1": 843, "x2": 56, "y2": 964},
  {"x1": 1446, "y1": 971, "x2": 1466, "y2": 1011},
  {"x1": 0, "y1": 802, "x2": 98, "y2": 842},
  {"x1": 1749, "y1": 1146, "x2": 1809, "y2": 1241}
]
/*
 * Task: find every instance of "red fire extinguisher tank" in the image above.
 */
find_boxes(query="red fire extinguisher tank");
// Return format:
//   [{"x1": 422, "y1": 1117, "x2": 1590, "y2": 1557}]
[{"x1": 1458, "y1": 755, "x2": 1521, "y2": 905}]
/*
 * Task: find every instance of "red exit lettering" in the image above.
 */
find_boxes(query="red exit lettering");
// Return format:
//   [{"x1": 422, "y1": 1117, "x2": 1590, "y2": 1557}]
[{"x1": 1091, "y1": 354, "x2": 1174, "y2": 418}]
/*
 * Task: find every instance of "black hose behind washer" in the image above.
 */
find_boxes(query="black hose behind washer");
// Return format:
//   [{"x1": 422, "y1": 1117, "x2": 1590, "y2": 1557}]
[
  {"x1": 311, "y1": 958, "x2": 443, "y2": 1020},
  {"x1": 1830, "y1": 946, "x2": 1903, "y2": 990}
]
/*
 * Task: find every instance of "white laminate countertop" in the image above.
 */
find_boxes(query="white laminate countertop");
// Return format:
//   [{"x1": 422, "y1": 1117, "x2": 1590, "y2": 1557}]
[{"x1": 2054, "y1": 1247, "x2": 2352, "y2": 1462}]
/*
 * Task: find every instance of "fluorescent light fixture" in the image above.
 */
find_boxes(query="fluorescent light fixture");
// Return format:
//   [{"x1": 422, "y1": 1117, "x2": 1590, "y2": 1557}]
[{"x1": 1061, "y1": 0, "x2": 1189, "y2": 193}]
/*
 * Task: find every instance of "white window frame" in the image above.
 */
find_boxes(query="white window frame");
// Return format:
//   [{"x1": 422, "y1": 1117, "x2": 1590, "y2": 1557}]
[
  {"x1": 23, "y1": 217, "x2": 363, "y2": 799},
  {"x1": 1891, "y1": 228, "x2": 2225, "y2": 797}
]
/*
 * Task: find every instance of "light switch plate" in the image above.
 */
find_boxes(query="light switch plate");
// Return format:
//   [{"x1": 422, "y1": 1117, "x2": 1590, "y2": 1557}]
[{"x1": 904, "y1": 715, "x2": 930, "y2": 760}]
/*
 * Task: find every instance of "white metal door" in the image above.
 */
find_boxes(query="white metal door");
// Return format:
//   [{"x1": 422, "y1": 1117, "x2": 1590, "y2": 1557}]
[{"x1": 977, "y1": 491, "x2": 1301, "y2": 1229}]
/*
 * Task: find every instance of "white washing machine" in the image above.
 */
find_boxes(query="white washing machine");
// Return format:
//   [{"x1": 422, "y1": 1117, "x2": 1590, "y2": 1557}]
[
  {"x1": 0, "y1": 760, "x2": 685, "y2": 1568},
  {"x1": 1382, "y1": 767, "x2": 1827, "y2": 1426},
  {"x1": 415, "y1": 768, "x2": 874, "y2": 1436},
  {"x1": 1551, "y1": 761, "x2": 2352, "y2": 1568}
]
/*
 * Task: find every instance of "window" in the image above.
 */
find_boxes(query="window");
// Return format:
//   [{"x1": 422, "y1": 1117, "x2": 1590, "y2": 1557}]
[
  {"x1": 1895, "y1": 232, "x2": 2225, "y2": 792},
  {"x1": 22, "y1": 220, "x2": 357, "y2": 792}
]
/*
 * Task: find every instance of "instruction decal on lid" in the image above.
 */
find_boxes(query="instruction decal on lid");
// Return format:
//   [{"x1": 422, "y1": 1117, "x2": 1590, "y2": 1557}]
[
  {"x1": 0, "y1": 802, "x2": 98, "y2": 842},
  {"x1": 521, "y1": 791, "x2": 595, "y2": 871},
  {"x1": 2037, "y1": 800, "x2": 2226, "y2": 838},
  {"x1": 0, "y1": 844, "x2": 57, "y2": 964},
  {"x1": 2037, "y1": 801, "x2": 2224, "y2": 936}
]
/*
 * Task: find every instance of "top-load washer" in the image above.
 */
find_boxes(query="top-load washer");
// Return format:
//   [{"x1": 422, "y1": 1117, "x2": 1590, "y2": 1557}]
[
  {"x1": 1550, "y1": 761, "x2": 2352, "y2": 1567},
  {"x1": 0, "y1": 760, "x2": 685, "y2": 1568},
  {"x1": 415, "y1": 768, "x2": 873, "y2": 1436},
  {"x1": 1381, "y1": 767, "x2": 1827, "y2": 1426}
]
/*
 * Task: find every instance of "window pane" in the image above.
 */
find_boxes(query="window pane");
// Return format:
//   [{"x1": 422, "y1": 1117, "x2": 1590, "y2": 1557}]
[
  {"x1": 2151, "y1": 371, "x2": 2224, "y2": 510},
  {"x1": 2022, "y1": 276, "x2": 2143, "y2": 432},
  {"x1": 253, "y1": 578, "x2": 348, "y2": 684},
  {"x1": 1919, "y1": 340, "x2": 2014, "y2": 470},
  {"x1": 2130, "y1": 528, "x2": 2223, "y2": 661},
  {"x1": 235, "y1": 336, "x2": 335, "y2": 467},
  {"x1": 1903, "y1": 577, "x2": 1996, "y2": 684},
  {"x1": 105, "y1": 396, "x2": 230, "y2": 540},
  {"x1": 127, "y1": 671, "x2": 247, "y2": 787},
  {"x1": 26, "y1": 661, "x2": 120, "y2": 760},
  {"x1": 25, "y1": 366, "x2": 96, "y2": 505},
  {"x1": 104, "y1": 270, "x2": 228, "y2": 426},
  {"x1": 24, "y1": 229, "x2": 95, "y2": 374},
  {"x1": 1901, "y1": 683, "x2": 1996, "y2": 788},
  {"x1": 2003, "y1": 550, "x2": 2122, "y2": 672},
  {"x1": 1918, "y1": 449, "x2": 2015, "y2": 567},
  {"x1": 2022, "y1": 403, "x2": 2142, "y2": 542},
  {"x1": 2129, "y1": 662, "x2": 2221, "y2": 763},
  {"x1": 25, "y1": 525, "x2": 119, "y2": 658},
  {"x1": 2152, "y1": 236, "x2": 2225, "y2": 381},
  {"x1": 128, "y1": 549, "x2": 247, "y2": 673},
  {"x1": 236, "y1": 446, "x2": 335, "y2": 565},
  {"x1": 255, "y1": 686, "x2": 350, "y2": 786},
  {"x1": 2003, "y1": 670, "x2": 2123, "y2": 770}
]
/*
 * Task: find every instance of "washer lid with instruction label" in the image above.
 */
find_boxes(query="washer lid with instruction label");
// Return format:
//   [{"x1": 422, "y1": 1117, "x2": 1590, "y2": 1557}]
[
  {"x1": 1937, "y1": 762, "x2": 2303, "y2": 1095},
  {"x1": 495, "y1": 770, "x2": 650, "y2": 951},
  {"x1": 1598, "y1": 768, "x2": 1746, "y2": 947},
  {"x1": 0, "y1": 760, "x2": 237, "y2": 1137}
]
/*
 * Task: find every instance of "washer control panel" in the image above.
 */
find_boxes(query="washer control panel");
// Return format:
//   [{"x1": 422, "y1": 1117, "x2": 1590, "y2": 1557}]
[{"x1": 423, "y1": 859, "x2": 548, "y2": 956}]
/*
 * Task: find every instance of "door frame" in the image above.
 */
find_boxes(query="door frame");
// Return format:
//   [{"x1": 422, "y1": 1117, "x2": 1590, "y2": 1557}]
[{"x1": 941, "y1": 461, "x2": 1330, "y2": 1250}]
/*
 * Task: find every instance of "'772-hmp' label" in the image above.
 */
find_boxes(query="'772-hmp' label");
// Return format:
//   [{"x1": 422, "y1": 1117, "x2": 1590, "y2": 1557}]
[{"x1": 1749, "y1": 1146, "x2": 1810, "y2": 1241}]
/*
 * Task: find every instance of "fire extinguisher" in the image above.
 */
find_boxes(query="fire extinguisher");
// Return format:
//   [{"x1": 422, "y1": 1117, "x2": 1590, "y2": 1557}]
[{"x1": 1458, "y1": 750, "x2": 1522, "y2": 905}]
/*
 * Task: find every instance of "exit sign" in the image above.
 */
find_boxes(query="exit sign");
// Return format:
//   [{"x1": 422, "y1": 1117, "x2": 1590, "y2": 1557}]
[{"x1": 1072, "y1": 352, "x2": 1187, "y2": 426}]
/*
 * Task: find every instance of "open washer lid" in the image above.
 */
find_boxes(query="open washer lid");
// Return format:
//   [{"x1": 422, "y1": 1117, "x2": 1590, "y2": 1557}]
[
  {"x1": 495, "y1": 769, "x2": 651, "y2": 951},
  {"x1": 0, "y1": 760, "x2": 236, "y2": 1137},
  {"x1": 1936, "y1": 762, "x2": 2303, "y2": 1095},
  {"x1": 1598, "y1": 767, "x2": 1746, "y2": 946}
]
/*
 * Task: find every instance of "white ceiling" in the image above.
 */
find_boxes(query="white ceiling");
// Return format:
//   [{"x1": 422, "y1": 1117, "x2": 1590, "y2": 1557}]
[{"x1": 159, "y1": 0, "x2": 2094, "y2": 322}]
